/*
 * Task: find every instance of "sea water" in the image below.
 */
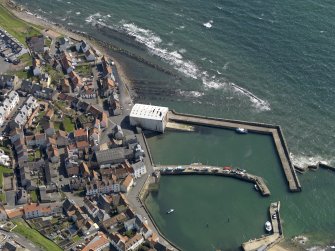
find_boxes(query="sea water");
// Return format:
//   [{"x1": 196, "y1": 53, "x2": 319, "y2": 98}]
[{"x1": 14, "y1": 0, "x2": 335, "y2": 249}]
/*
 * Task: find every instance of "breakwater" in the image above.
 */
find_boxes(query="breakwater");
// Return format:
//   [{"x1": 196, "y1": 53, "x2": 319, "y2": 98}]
[
  {"x1": 168, "y1": 110, "x2": 301, "y2": 192},
  {"x1": 242, "y1": 201, "x2": 283, "y2": 251},
  {"x1": 157, "y1": 165, "x2": 270, "y2": 196}
]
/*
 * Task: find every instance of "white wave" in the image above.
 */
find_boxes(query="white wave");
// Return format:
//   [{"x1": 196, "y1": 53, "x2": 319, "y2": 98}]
[
  {"x1": 179, "y1": 48, "x2": 186, "y2": 54},
  {"x1": 85, "y1": 13, "x2": 102, "y2": 23},
  {"x1": 85, "y1": 18, "x2": 270, "y2": 112},
  {"x1": 202, "y1": 77, "x2": 227, "y2": 89},
  {"x1": 107, "y1": 14, "x2": 111, "y2": 18},
  {"x1": 203, "y1": 20, "x2": 213, "y2": 29},
  {"x1": 67, "y1": 22, "x2": 74, "y2": 26},
  {"x1": 122, "y1": 22, "x2": 199, "y2": 79},
  {"x1": 76, "y1": 12, "x2": 81, "y2": 15},
  {"x1": 176, "y1": 25, "x2": 185, "y2": 30},
  {"x1": 290, "y1": 153, "x2": 334, "y2": 168},
  {"x1": 223, "y1": 62, "x2": 229, "y2": 70},
  {"x1": 230, "y1": 83, "x2": 270, "y2": 111},
  {"x1": 177, "y1": 90, "x2": 204, "y2": 98},
  {"x1": 61, "y1": 17, "x2": 67, "y2": 21},
  {"x1": 67, "y1": 1, "x2": 71, "y2": 4}
]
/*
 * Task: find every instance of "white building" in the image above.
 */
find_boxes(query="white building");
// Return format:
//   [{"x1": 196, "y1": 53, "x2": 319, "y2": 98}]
[
  {"x1": 0, "y1": 91, "x2": 19, "y2": 126},
  {"x1": 132, "y1": 161, "x2": 146, "y2": 179},
  {"x1": 129, "y1": 104, "x2": 169, "y2": 133}
]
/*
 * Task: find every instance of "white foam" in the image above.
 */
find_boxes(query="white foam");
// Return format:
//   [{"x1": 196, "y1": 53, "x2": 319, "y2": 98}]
[
  {"x1": 122, "y1": 22, "x2": 199, "y2": 79},
  {"x1": 203, "y1": 20, "x2": 213, "y2": 29},
  {"x1": 230, "y1": 83, "x2": 270, "y2": 111},
  {"x1": 85, "y1": 13, "x2": 102, "y2": 23},
  {"x1": 76, "y1": 12, "x2": 81, "y2": 15},
  {"x1": 290, "y1": 153, "x2": 334, "y2": 168},
  {"x1": 84, "y1": 18, "x2": 270, "y2": 112},
  {"x1": 177, "y1": 90, "x2": 204, "y2": 98}
]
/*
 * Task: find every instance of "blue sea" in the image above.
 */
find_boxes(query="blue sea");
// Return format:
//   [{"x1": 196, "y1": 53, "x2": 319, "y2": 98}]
[{"x1": 14, "y1": 0, "x2": 335, "y2": 249}]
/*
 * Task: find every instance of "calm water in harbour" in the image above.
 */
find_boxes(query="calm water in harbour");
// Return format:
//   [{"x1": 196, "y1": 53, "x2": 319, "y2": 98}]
[
  {"x1": 14, "y1": 0, "x2": 335, "y2": 249},
  {"x1": 146, "y1": 128, "x2": 335, "y2": 250}
]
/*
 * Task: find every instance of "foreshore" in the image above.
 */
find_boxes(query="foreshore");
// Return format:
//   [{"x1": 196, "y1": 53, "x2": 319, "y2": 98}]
[{"x1": 1, "y1": 0, "x2": 134, "y2": 97}]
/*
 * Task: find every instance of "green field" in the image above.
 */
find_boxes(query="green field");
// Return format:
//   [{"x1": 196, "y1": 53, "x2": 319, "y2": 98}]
[
  {"x1": 62, "y1": 116, "x2": 75, "y2": 132},
  {"x1": 0, "y1": 165, "x2": 13, "y2": 188},
  {"x1": 0, "y1": 4, "x2": 41, "y2": 44},
  {"x1": 12, "y1": 219, "x2": 62, "y2": 251},
  {"x1": 29, "y1": 190, "x2": 38, "y2": 203}
]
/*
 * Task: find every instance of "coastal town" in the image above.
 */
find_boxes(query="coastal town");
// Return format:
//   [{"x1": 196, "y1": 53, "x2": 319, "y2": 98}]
[
  {"x1": 1, "y1": 1, "x2": 335, "y2": 251},
  {"x1": 0, "y1": 2, "x2": 176, "y2": 250}
]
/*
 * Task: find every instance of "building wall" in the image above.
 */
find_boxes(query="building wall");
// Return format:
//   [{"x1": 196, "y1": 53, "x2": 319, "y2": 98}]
[{"x1": 129, "y1": 116, "x2": 166, "y2": 133}]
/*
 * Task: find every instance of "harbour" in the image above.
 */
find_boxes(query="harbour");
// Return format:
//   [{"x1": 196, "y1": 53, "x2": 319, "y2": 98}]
[
  {"x1": 168, "y1": 110, "x2": 301, "y2": 192},
  {"x1": 157, "y1": 164, "x2": 271, "y2": 197}
]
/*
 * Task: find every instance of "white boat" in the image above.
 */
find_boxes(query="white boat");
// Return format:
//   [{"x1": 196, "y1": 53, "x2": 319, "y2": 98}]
[
  {"x1": 166, "y1": 209, "x2": 174, "y2": 214},
  {"x1": 265, "y1": 221, "x2": 272, "y2": 232},
  {"x1": 236, "y1": 128, "x2": 248, "y2": 134},
  {"x1": 254, "y1": 184, "x2": 259, "y2": 191}
]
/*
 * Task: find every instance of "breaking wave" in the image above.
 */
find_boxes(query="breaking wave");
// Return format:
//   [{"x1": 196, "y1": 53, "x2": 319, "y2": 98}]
[
  {"x1": 177, "y1": 90, "x2": 205, "y2": 98},
  {"x1": 203, "y1": 20, "x2": 213, "y2": 29},
  {"x1": 290, "y1": 153, "x2": 335, "y2": 168},
  {"x1": 84, "y1": 16, "x2": 270, "y2": 111}
]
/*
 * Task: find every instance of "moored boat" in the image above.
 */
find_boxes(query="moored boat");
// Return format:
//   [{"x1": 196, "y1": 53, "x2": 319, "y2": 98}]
[
  {"x1": 166, "y1": 209, "x2": 174, "y2": 214},
  {"x1": 236, "y1": 128, "x2": 248, "y2": 134},
  {"x1": 265, "y1": 221, "x2": 272, "y2": 232}
]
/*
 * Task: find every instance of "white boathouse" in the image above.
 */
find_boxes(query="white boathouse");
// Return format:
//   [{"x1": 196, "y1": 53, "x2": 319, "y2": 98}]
[{"x1": 129, "y1": 104, "x2": 169, "y2": 133}]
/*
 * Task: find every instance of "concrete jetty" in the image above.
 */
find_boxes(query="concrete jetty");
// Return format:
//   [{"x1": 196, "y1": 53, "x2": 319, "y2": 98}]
[
  {"x1": 157, "y1": 164, "x2": 270, "y2": 196},
  {"x1": 168, "y1": 110, "x2": 301, "y2": 192},
  {"x1": 242, "y1": 201, "x2": 283, "y2": 251}
]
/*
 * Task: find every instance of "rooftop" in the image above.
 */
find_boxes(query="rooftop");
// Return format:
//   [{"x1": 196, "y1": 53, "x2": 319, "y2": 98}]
[{"x1": 130, "y1": 104, "x2": 168, "y2": 121}]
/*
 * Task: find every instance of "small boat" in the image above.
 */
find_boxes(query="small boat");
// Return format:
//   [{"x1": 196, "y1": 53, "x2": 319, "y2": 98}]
[
  {"x1": 236, "y1": 128, "x2": 248, "y2": 134},
  {"x1": 265, "y1": 221, "x2": 272, "y2": 232},
  {"x1": 254, "y1": 184, "x2": 259, "y2": 191},
  {"x1": 166, "y1": 209, "x2": 174, "y2": 214}
]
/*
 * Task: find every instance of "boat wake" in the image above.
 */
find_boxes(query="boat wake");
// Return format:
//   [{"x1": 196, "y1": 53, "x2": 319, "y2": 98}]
[{"x1": 84, "y1": 16, "x2": 271, "y2": 111}]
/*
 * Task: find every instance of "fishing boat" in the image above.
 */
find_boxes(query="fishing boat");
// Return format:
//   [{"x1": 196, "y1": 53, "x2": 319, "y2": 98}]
[
  {"x1": 265, "y1": 221, "x2": 272, "y2": 232},
  {"x1": 166, "y1": 209, "x2": 174, "y2": 214},
  {"x1": 236, "y1": 128, "x2": 248, "y2": 134}
]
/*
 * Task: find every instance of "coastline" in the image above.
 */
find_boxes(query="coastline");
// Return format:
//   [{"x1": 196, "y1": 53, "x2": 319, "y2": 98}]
[
  {"x1": 1, "y1": 0, "x2": 134, "y2": 98},
  {"x1": 1, "y1": 1, "x2": 334, "y2": 251}
]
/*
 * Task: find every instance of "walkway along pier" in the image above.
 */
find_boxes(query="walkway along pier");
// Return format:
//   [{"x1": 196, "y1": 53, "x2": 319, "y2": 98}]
[
  {"x1": 242, "y1": 201, "x2": 284, "y2": 251},
  {"x1": 168, "y1": 110, "x2": 302, "y2": 192},
  {"x1": 157, "y1": 165, "x2": 270, "y2": 196}
]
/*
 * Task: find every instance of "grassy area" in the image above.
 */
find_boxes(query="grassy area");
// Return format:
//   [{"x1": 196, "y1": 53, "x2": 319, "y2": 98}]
[
  {"x1": 12, "y1": 219, "x2": 62, "y2": 251},
  {"x1": 72, "y1": 235, "x2": 81, "y2": 242},
  {"x1": 0, "y1": 165, "x2": 13, "y2": 188},
  {"x1": 18, "y1": 52, "x2": 31, "y2": 67},
  {"x1": 0, "y1": 4, "x2": 41, "y2": 44},
  {"x1": 75, "y1": 64, "x2": 92, "y2": 76},
  {"x1": 43, "y1": 65, "x2": 64, "y2": 85},
  {"x1": 45, "y1": 37, "x2": 52, "y2": 47},
  {"x1": 62, "y1": 116, "x2": 75, "y2": 132},
  {"x1": 0, "y1": 146, "x2": 11, "y2": 155},
  {"x1": 0, "y1": 192, "x2": 6, "y2": 202},
  {"x1": 54, "y1": 122, "x2": 61, "y2": 131},
  {"x1": 35, "y1": 149, "x2": 41, "y2": 159},
  {"x1": 29, "y1": 190, "x2": 38, "y2": 203}
]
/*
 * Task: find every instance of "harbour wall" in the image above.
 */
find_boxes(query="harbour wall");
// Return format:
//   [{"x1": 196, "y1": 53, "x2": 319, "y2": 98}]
[
  {"x1": 157, "y1": 165, "x2": 271, "y2": 197},
  {"x1": 168, "y1": 110, "x2": 301, "y2": 192}
]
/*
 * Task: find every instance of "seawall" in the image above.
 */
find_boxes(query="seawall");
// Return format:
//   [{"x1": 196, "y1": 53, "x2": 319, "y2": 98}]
[{"x1": 168, "y1": 110, "x2": 301, "y2": 192}]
